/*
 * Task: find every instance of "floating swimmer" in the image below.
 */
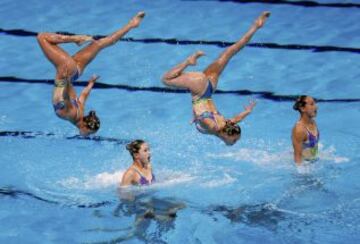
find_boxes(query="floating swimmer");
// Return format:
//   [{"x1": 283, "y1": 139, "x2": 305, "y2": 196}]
[
  {"x1": 37, "y1": 12, "x2": 145, "y2": 135},
  {"x1": 162, "y1": 11, "x2": 270, "y2": 145},
  {"x1": 292, "y1": 95, "x2": 320, "y2": 164},
  {"x1": 120, "y1": 140, "x2": 155, "y2": 187}
]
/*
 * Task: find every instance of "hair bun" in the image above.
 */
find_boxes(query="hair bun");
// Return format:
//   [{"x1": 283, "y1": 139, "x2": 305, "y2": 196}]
[
  {"x1": 125, "y1": 140, "x2": 146, "y2": 158},
  {"x1": 293, "y1": 103, "x2": 299, "y2": 111},
  {"x1": 293, "y1": 95, "x2": 307, "y2": 112},
  {"x1": 126, "y1": 143, "x2": 132, "y2": 151}
]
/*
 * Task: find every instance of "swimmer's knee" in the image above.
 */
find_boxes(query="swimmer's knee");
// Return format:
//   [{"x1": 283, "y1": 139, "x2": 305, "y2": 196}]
[
  {"x1": 37, "y1": 32, "x2": 51, "y2": 42},
  {"x1": 161, "y1": 78, "x2": 171, "y2": 86},
  {"x1": 161, "y1": 76, "x2": 175, "y2": 86},
  {"x1": 37, "y1": 33, "x2": 46, "y2": 43}
]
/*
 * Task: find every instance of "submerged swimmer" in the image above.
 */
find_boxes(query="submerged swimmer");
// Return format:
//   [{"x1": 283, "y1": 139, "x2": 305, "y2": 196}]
[
  {"x1": 292, "y1": 95, "x2": 319, "y2": 165},
  {"x1": 162, "y1": 11, "x2": 270, "y2": 145},
  {"x1": 120, "y1": 140, "x2": 155, "y2": 187},
  {"x1": 37, "y1": 12, "x2": 145, "y2": 135},
  {"x1": 113, "y1": 196, "x2": 186, "y2": 242}
]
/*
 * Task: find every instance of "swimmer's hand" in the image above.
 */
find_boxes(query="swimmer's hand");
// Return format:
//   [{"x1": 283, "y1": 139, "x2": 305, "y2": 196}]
[
  {"x1": 244, "y1": 99, "x2": 256, "y2": 113},
  {"x1": 230, "y1": 99, "x2": 256, "y2": 124}
]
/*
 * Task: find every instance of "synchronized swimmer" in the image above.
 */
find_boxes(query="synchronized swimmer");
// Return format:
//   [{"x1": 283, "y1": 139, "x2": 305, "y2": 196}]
[
  {"x1": 37, "y1": 12, "x2": 145, "y2": 136},
  {"x1": 162, "y1": 12, "x2": 270, "y2": 145},
  {"x1": 36, "y1": 10, "x2": 320, "y2": 179},
  {"x1": 121, "y1": 140, "x2": 155, "y2": 187},
  {"x1": 292, "y1": 95, "x2": 319, "y2": 165}
]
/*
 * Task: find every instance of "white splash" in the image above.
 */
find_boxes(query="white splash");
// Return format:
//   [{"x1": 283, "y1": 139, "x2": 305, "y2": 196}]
[
  {"x1": 208, "y1": 143, "x2": 349, "y2": 166},
  {"x1": 208, "y1": 148, "x2": 292, "y2": 166},
  {"x1": 153, "y1": 169, "x2": 196, "y2": 188},
  {"x1": 58, "y1": 169, "x2": 196, "y2": 190},
  {"x1": 201, "y1": 173, "x2": 236, "y2": 188},
  {"x1": 318, "y1": 144, "x2": 349, "y2": 163},
  {"x1": 58, "y1": 170, "x2": 124, "y2": 190}
]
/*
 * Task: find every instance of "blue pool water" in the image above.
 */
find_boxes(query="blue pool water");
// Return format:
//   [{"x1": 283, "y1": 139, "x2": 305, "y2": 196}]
[{"x1": 1, "y1": 0, "x2": 360, "y2": 243}]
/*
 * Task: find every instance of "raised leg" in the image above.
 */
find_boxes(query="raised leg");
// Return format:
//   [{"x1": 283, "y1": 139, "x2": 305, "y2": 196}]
[
  {"x1": 203, "y1": 11, "x2": 270, "y2": 89},
  {"x1": 37, "y1": 32, "x2": 91, "y2": 78},
  {"x1": 72, "y1": 11, "x2": 146, "y2": 73},
  {"x1": 162, "y1": 51, "x2": 206, "y2": 95}
]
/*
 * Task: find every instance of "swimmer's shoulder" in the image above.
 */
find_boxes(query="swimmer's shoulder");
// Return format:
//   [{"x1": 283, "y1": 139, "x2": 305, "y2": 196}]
[{"x1": 292, "y1": 122, "x2": 307, "y2": 140}]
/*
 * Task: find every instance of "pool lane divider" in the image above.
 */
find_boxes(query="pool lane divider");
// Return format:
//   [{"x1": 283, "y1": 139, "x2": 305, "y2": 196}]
[
  {"x1": 0, "y1": 130, "x2": 130, "y2": 145},
  {"x1": 1, "y1": 76, "x2": 360, "y2": 103},
  {"x1": 183, "y1": 0, "x2": 360, "y2": 9},
  {"x1": 0, "y1": 186, "x2": 113, "y2": 208},
  {"x1": 1, "y1": 28, "x2": 359, "y2": 54}
]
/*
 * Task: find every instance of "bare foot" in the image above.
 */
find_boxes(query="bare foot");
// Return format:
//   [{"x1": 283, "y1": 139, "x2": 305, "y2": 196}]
[
  {"x1": 255, "y1": 11, "x2": 271, "y2": 29},
  {"x1": 187, "y1": 51, "x2": 205, "y2": 65},
  {"x1": 129, "y1": 11, "x2": 146, "y2": 28},
  {"x1": 75, "y1": 35, "x2": 94, "y2": 46}
]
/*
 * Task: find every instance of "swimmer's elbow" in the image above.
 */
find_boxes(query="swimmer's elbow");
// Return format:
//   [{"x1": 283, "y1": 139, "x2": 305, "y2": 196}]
[{"x1": 37, "y1": 32, "x2": 47, "y2": 42}]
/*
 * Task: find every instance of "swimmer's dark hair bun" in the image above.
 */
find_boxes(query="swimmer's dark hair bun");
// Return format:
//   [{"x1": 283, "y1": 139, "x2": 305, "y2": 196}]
[
  {"x1": 126, "y1": 140, "x2": 145, "y2": 155},
  {"x1": 83, "y1": 110, "x2": 100, "y2": 131},
  {"x1": 293, "y1": 95, "x2": 307, "y2": 111},
  {"x1": 293, "y1": 102, "x2": 300, "y2": 111},
  {"x1": 223, "y1": 120, "x2": 241, "y2": 136},
  {"x1": 126, "y1": 143, "x2": 132, "y2": 151}
]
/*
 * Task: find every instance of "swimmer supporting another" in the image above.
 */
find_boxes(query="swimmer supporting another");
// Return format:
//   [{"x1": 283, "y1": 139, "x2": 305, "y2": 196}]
[
  {"x1": 162, "y1": 11, "x2": 271, "y2": 145},
  {"x1": 292, "y1": 95, "x2": 320, "y2": 165},
  {"x1": 121, "y1": 140, "x2": 155, "y2": 187},
  {"x1": 37, "y1": 12, "x2": 145, "y2": 135}
]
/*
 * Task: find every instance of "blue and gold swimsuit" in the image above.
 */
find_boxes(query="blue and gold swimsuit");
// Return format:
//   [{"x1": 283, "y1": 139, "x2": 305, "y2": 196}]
[
  {"x1": 192, "y1": 80, "x2": 220, "y2": 134},
  {"x1": 302, "y1": 127, "x2": 320, "y2": 161},
  {"x1": 53, "y1": 68, "x2": 81, "y2": 120}
]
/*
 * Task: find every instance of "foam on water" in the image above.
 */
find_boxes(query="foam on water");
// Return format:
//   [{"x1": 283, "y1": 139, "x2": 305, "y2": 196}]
[
  {"x1": 208, "y1": 142, "x2": 349, "y2": 167},
  {"x1": 201, "y1": 173, "x2": 237, "y2": 188},
  {"x1": 57, "y1": 168, "x2": 196, "y2": 191},
  {"x1": 58, "y1": 171, "x2": 124, "y2": 190}
]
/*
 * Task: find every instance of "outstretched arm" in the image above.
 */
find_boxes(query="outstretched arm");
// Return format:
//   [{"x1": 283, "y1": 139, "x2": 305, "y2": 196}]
[
  {"x1": 230, "y1": 100, "x2": 256, "y2": 124},
  {"x1": 78, "y1": 75, "x2": 99, "y2": 105}
]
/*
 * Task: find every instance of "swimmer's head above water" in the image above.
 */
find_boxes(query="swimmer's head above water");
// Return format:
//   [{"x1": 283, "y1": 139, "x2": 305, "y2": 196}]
[
  {"x1": 126, "y1": 139, "x2": 151, "y2": 166},
  {"x1": 293, "y1": 95, "x2": 317, "y2": 118},
  {"x1": 126, "y1": 140, "x2": 145, "y2": 158},
  {"x1": 293, "y1": 95, "x2": 308, "y2": 111}
]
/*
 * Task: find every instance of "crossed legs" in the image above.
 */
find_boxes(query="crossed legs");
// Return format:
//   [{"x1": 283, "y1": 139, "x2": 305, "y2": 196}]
[
  {"x1": 162, "y1": 11, "x2": 270, "y2": 97},
  {"x1": 37, "y1": 11, "x2": 145, "y2": 81}
]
